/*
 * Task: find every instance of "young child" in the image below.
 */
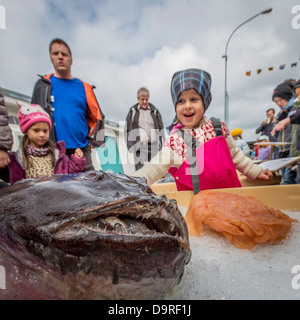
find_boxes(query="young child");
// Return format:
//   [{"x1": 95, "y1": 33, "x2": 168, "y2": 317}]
[
  {"x1": 132, "y1": 68, "x2": 272, "y2": 193},
  {"x1": 3, "y1": 101, "x2": 86, "y2": 184},
  {"x1": 256, "y1": 135, "x2": 272, "y2": 161}
]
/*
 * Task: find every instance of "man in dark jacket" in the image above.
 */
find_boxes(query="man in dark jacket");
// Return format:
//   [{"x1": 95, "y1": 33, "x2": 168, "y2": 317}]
[
  {"x1": 255, "y1": 107, "x2": 277, "y2": 142},
  {"x1": 31, "y1": 38, "x2": 105, "y2": 171},
  {"x1": 125, "y1": 87, "x2": 165, "y2": 170}
]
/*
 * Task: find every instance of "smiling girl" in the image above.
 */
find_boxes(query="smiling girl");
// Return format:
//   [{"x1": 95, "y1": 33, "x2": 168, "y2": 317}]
[
  {"x1": 2, "y1": 101, "x2": 86, "y2": 185},
  {"x1": 132, "y1": 68, "x2": 272, "y2": 193}
]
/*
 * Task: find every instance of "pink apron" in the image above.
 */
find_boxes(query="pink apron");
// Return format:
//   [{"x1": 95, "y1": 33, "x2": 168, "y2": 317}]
[{"x1": 169, "y1": 134, "x2": 242, "y2": 193}]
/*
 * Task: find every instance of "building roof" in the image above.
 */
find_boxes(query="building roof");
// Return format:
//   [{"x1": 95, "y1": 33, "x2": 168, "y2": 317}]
[{"x1": 1, "y1": 87, "x2": 31, "y2": 103}]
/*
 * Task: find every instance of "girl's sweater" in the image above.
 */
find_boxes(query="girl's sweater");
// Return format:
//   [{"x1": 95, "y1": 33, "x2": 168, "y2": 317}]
[
  {"x1": 7, "y1": 140, "x2": 86, "y2": 184},
  {"x1": 132, "y1": 116, "x2": 262, "y2": 185}
]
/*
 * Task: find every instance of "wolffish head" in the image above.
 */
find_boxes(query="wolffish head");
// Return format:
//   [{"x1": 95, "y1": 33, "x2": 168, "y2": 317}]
[{"x1": 0, "y1": 171, "x2": 191, "y2": 284}]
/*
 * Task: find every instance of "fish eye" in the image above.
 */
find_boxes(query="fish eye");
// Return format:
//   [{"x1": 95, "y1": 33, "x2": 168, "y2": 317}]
[{"x1": 83, "y1": 171, "x2": 104, "y2": 181}]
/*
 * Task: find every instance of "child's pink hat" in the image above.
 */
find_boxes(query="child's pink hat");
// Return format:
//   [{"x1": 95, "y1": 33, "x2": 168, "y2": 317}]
[{"x1": 17, "y1": 101, "x2": 52, "y2": 134}]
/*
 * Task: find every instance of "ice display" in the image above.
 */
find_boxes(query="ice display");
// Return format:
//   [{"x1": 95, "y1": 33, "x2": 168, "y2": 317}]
[{"x1": 165, "y1": 209, "x2": 300, "y2": 300}]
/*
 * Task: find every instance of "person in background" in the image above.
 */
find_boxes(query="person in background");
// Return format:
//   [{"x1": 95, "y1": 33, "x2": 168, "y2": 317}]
[
  {"x1": 131, "y1": 68, "x2": 272, "y2": 193},
  {"x1": 255, "y1": 107, "x2": 277, "y2": 140},
  {"x1": 255, "y1": 107, "x2": 278, "y2": 158},
  {"x1": 256, "y1": 135, "x2": 272, "y2": 161},
  {"x1": 0, "y1": 88, "x2": 14, "y2": 188},
  {"x1": 272, "y1": 79, "x2": 300, "y2": 184},
  {"x1": 125, "y1": 87, "x2": 165, "y2": 170},
  {"x1": 31, "y1": 38, "x2": 105, "y2": 171},
  {"x1": 231, "y1": 128, "x2": 250, "y2": 156},
  {"x1": 1, "y1": 101, "x2": 86, "y2": 185},
  {"x1": 272, "y1": 81, "x2": 298, "y2": 184}
]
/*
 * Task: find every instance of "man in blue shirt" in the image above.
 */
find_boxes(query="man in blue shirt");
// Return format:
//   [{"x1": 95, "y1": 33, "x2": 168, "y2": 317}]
[{"x1": 32, "y1": 38, "x2": 105, "y2": 171}]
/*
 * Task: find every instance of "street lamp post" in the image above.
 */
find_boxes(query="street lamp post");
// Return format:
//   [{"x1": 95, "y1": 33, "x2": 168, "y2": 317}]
[{"x1": 222, "y1": 8, "x2": 272, "y2": 125}]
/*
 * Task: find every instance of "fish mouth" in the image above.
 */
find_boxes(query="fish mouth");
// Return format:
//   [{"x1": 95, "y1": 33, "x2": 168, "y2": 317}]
[
  {"x1": 55, "y1": 213, "x2": 179, "y2": 238},
  {"x1": 34, "y1": 200, "x2": 189, "y2": 256}
]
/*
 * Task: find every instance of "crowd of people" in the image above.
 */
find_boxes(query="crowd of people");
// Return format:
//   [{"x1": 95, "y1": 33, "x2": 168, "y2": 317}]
[
  {"x1": 252, "y1": 79, "x2": 300, "y2": 184},
  {"x1": 0, "y1": 38, "x2": 299, "y2": 191},
  {"x1": 230, "y1": 79, "x2": 300, "y2": 184}
]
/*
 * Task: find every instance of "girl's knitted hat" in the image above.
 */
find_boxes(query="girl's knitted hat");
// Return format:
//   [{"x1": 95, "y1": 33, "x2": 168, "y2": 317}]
[
  {"x1": 17, "y1": 101, "x2": 52, "y2": 134},
  {"x1": 170, "y1": 68, "x2": 212, "y2": 110}
]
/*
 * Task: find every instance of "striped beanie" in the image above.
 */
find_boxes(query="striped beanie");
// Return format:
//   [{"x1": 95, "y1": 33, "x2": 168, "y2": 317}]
[{"x1": 170, "y1": 68, "x2": 212, "y2": 110}]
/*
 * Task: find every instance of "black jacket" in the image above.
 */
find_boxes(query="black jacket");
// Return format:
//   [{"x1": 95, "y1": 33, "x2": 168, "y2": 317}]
[
  {"x1": 290, "y1": 108, "x2": 300, "y2": 125},
  {"x1": 255, "y1": 121, "x2": 277, "y2": 142}
]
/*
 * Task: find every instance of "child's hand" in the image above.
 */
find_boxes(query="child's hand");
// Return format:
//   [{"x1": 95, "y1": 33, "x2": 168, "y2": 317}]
[
  {"x1": 74, "y1": 148, "x2": 83, "y2": 159},
  {"x1": 257, "y1": 169, "x2": 273, "y2": 180}
]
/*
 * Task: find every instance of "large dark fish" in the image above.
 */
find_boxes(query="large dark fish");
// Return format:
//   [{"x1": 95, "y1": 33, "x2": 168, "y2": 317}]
[{"x1": 0, "y1": 171, "x2": 190, "y2": 300}]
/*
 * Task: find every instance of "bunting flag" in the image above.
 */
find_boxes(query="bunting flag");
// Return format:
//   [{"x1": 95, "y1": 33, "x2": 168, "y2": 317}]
[{"x1": 245, "y1": 62, "x2": 298, "y2": 77}]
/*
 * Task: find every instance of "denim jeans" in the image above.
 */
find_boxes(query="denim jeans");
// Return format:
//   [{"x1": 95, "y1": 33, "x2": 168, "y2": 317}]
[
  {"x1": 279, "y1": 150, "x2": 296, "y2": 184},
  {"x1": 282, "y1": 166, "x2": 297, "y2": 184}
]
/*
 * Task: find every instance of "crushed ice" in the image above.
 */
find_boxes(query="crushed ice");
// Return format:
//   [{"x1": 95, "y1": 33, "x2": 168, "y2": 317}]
[{"x1": 164, "y1": 208, "x2": 300, "y2": 300}]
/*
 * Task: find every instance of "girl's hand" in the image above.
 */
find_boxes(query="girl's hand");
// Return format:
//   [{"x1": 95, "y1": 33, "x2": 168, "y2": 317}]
[
  {"x1": 257, "y1": 169, "x2": 273, "y2": 180},
  {"x1": 74, "y1": 148, "x2": 83, "y2": 159}
]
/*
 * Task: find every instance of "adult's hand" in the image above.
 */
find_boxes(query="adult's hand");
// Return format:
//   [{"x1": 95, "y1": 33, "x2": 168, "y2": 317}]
[
  {"x1": 271, "y1": 117, "x2": 291, "y2": 135},
  {"x1": 0, "y1": 150, "x2": 11, "y2": 169}
]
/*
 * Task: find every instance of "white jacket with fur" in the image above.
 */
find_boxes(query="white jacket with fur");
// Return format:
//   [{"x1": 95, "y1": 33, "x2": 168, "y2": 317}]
[{"x1": 132, "y1": 116, "x2": 262, "y2": 185}]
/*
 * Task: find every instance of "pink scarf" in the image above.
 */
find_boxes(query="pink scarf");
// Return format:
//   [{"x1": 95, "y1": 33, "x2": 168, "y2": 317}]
[{"x1": 27, "y1": 144, "x2": 50, "y2": 157}]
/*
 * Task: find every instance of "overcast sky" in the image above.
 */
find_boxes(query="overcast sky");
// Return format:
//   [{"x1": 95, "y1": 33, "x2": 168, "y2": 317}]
[{"x1": 0, "y1": 0, "x2": 299, "y2": 141}]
